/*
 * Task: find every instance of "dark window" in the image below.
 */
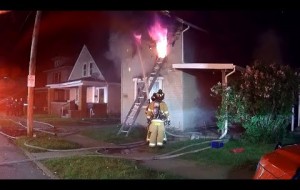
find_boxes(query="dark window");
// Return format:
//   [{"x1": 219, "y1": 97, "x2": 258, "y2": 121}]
[
  {"x1": 89, "y1": 63, "x2": 93, "y2": 76},
  {"x1": 53, "y1": 72, "x2": 61, "y2": 83},
  {"x1": 99, "y1": 88, "x2": 104, "y2": 103},
  {"x1": 54, "y1": 89, "x2": 65, "y2": 102},
  {"x1": 83, "y1": 64, "x2": 87, "y2": 76}
]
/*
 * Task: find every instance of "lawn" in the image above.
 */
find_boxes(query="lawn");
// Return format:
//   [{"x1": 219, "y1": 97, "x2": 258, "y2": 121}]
[
  {"x1": 2, "y1": 115, "x2": 299, "y2": 179},
  {"x1": 42, "y1": 156, "x2": 182, "y2": 179}
]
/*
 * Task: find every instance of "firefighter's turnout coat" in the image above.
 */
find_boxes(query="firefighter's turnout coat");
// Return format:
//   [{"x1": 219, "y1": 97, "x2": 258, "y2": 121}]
[{"x1": 145, "y1": 100, "x2": 169, "y2": 147}]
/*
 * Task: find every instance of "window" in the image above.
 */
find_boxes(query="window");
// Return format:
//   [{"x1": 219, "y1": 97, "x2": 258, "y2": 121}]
[
  {"x1": 53, "y1": 72, "x2": 61, "y2": 83},
  {"x1": 83, "y1": 63, "x2": 87, "y2": 76},
  {"x1": 54, "y1": 60, "x2": 63, "y2": 68},
  {"x1": 95, "y1": 87, "x2": 107, "y2": 103},
  {"x1": 98, "y1": 88, "x2": 104, "y2": 103},
  {"x1": 133, "y1": 77, "x2": 163, "y2": 102},
  {"x1": 54, "y1": 89, "x2": 65, "y2": 102},
  {"x1": 148, "y1": 77, "x2": 163, "y2": 102},
  {"x1": 89, "y1": 62, "x2": 93, "y2": 76}
]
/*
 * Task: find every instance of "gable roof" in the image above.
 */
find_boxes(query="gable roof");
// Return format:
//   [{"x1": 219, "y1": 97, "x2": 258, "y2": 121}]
[{"x1": 68, "y1": 45, "x2": 106, "y2": 81}]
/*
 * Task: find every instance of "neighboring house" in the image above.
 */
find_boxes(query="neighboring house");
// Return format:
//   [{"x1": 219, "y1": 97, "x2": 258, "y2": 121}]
[
  {"x1": 120, "y1": 24, "x2": 244, "y2": 132},
  {"x1": 44, "y1": 45, "x2": 121, "y2": 118}
]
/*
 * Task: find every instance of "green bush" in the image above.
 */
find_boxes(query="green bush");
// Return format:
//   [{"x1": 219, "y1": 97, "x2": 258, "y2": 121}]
[{"x1": 211, "y1": 61, "x2": 299, "y2": 143}]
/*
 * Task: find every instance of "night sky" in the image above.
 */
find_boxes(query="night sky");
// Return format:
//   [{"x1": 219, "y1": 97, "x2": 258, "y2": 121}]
[{"x1": 0, "y1": 10, "x2": 299, "y2": 81}]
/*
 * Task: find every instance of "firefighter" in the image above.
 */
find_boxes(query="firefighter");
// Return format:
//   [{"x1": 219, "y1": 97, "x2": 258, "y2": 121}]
[
  {"x1": 145, "y1": 89, "x2": 170, "y2": 148},
  {"x1": 156, "y1": 89, "x2": 170, "y2": 143},
  {"x1": 145, "y1": 92, "x2": 168, "y2": 143},
  {"x1": 145, "y1": 92, "x2": 157, "y2": 142}
]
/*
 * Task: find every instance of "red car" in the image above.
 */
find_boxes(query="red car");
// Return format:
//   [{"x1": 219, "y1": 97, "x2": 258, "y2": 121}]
[{"x1": 253, "y1": 143, "x2": 300, "y2": 179}]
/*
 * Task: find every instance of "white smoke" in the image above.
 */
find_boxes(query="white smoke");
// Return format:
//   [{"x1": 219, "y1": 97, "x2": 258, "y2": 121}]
[
  {"x1": 105, "y1": 31, "x2": 134, "y2": 78},
  {"x1": 105, "y1": 12, "x2": 143, "y2": 78},
  {"x1": 105, "y1": 12, "x2": 158, "y2": 79}
]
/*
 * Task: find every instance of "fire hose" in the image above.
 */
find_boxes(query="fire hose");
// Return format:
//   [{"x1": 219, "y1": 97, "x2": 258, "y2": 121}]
[{"x1": 0, "y1": 118, "x2": 227, "y2": 165}]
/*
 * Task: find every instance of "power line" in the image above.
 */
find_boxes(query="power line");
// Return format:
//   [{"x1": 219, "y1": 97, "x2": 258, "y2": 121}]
[
  {"x1": 19, "y1": 11, "x2": 34, "y2": 33},
  {"x1": 160, "y1": 10, "x2": 208, "y2": 34}
]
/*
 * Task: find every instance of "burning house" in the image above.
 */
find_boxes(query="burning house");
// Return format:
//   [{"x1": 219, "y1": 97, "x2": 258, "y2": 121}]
[{"x1": 114, "y1": 12, "x2": 244, "y2": 134}]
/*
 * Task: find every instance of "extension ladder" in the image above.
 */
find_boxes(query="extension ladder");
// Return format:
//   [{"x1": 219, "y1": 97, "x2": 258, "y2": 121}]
[{"x1": 117, "y1": 57, "x2": 166, "y2": 136}]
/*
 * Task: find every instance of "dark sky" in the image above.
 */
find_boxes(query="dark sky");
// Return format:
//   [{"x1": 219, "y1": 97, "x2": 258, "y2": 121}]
[{"x1": 0, "y1": 10, "x2": 299, "y2": 80}]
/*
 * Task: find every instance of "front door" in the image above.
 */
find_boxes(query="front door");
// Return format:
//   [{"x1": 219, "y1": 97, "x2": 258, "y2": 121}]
[{"x1": 95, "y1": 87, "x2": 105, "y2": 103}]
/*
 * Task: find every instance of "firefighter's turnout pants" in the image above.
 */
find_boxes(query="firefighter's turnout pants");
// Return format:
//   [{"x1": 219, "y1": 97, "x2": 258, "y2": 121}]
[
  {"x1": 148, "y1": 119, "x2": 165, "y2": 147},
  {"x1": 146, "y1": 127, "x2": 167, "y2": 142}
]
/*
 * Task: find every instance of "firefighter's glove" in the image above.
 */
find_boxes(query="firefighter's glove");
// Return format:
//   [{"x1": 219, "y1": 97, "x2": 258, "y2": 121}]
[{"x1": 147, "y1": 119, "x2": 151, "y2": 124}]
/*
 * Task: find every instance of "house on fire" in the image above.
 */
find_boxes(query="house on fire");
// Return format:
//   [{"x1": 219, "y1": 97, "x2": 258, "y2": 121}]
[
  {"x1": 119, "y1": 19, "x2": 244, "y2": 132},
  {"x1": 41, "y1": 45, "x2": 120, "y2": 118}
]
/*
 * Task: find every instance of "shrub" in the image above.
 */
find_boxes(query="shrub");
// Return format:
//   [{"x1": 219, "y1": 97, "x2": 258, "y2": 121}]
[{"x1": 211, "y1": 61, "x2": 299, "y2": 143}]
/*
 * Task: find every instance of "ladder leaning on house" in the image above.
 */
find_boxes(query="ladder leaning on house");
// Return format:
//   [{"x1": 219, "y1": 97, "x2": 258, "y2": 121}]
[{"x1": 117, "y1": 57, "x2": 166, "y2": 136}]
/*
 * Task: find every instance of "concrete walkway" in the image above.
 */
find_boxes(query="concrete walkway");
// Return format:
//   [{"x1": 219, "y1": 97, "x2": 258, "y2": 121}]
[{"x1": 0, "y1": 133, "x2": 51, "y2": 179}]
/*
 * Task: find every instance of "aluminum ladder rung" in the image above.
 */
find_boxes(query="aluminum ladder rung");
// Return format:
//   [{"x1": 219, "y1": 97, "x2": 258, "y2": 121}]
[{"x1": 118, "y1": 57, "x2": 165, "y2": 136}]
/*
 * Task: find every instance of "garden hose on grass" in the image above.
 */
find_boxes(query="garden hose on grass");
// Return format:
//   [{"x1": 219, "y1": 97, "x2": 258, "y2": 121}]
[{"x1": 0, "y1": 117, "x2": 228, "y2": 165}]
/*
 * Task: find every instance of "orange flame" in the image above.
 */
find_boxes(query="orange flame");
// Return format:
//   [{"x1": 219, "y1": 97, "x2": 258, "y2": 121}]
[{"x1": 148, "y1": 22, "x2": 168, "y2": 58}]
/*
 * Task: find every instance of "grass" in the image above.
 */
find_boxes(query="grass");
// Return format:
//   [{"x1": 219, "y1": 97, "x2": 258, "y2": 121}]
[
  {"x1": 0, "y1": 119, "x2": 14, "y2": 126},
  {"x1": 80, "y1": 123, "x2": 277, "y2": 169},
  {"x1": 81, "y1": 124, "x2": 276, "y2": 173},
  {"x1": 5, "y1": 114, "x2": 299, "y2": 179},
  {"x1": 15, "y1": 134, "x2": 82, "y2": 153},
  {"x1": 81, "y1": 125, "x2": 147, "y2": 144},
  {"x1": 0, "y1": 119, "x2": 27, "y2": 137},
  {"x1": 42, "y1": 156, "x2": 182, "y2": 179},
  {"x1": 39, "y1": 137, "x2": 274, "y2": 179},
  {"x1": 32, "y1": 114, "x2": 88, "y2": 126},
  {"x1": 177, "y1": 139, "x2": 275, "y2": 169}
]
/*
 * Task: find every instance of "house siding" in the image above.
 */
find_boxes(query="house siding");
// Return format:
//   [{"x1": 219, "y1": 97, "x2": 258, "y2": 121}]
[
  {"x1": 182, "y1": 71, "x2": 200, "y2": 130},
  {"x1": 121, "y1": 44, "x2": 157, "y2": 126},
  {"x1": 163, "y1": 70, "x2": 184, "y2": 131},
  {"x1": 46, "y1": 67, "x2": 72, "y2": 84},
  {"x1": 121, "y1": 32, "x2": 185, "y2": 130},
  {"x1": 68, "y1": 45, "x2": 104, "y2": 81},
  {"x1": 107, "y1": 83, "x2": 121, "y2": 117},
  {"x1": 160, "y1": 36, "x2": 184, "y2": 131},
  {"x1": 120, "y1": 31, "x2": 226, "y2": 131},
  {"x1": 121, "y1": 57, "x2": 147, "y2": 126},
  {"x1": 182, "y1": 70, "x2": 223, "y2": 130},
  {"x1": 86, "y1": 87, "x2": 94, "y2": 103},
  {"x1": 69, "y1": 88, "x2": 77, "y2": 102}
]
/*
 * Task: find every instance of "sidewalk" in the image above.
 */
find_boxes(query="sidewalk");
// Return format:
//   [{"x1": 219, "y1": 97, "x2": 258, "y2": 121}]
[{"x1": 0, "y1": 133, "x2": 51, "y2": 179}]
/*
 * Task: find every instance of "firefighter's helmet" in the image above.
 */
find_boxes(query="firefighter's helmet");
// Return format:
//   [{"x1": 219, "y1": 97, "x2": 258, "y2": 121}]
[
  {"x1": 156, "y1": 89, "x2": 164, "y2": 101},
  {"x1": 151, "y1": 93, "x2": 157, "y2": 101}
]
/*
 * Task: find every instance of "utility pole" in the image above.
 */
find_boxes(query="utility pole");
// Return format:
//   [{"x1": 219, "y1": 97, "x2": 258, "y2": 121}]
[{"x1": 27, "y1": 11, "x2": 41, "y2": 137}]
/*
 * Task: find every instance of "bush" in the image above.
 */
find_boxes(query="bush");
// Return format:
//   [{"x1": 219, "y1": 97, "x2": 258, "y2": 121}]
[{"x1": 211, "y1": 61, "x2": 299, "y2": 143}]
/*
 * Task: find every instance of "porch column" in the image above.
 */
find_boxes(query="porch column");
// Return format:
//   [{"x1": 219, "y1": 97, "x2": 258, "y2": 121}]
[
  {"x1": 79, "y1": 86, "x2": 87, "y2": 117},
  {"x1": 221, "y1": 69, "x2": 226, "y2": 86},
  {"x1": 47, "y1": 88, "x2": 54, "y2": 114}
]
